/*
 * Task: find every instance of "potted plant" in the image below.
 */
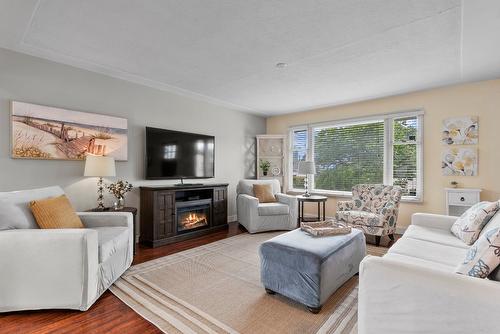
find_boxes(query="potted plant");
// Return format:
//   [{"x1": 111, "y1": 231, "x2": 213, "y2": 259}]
[
  {"x1": 106, "y1": 180, "x2": 133, "y2": 210},
  {"x1": 259, "y1": 160, "x2": 271, "y2": 176}
]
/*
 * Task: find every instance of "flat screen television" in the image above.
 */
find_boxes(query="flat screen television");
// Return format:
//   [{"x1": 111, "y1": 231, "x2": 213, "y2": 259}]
[{"x1": 145, "y1": 127, "x2": 215, "y2": 180}]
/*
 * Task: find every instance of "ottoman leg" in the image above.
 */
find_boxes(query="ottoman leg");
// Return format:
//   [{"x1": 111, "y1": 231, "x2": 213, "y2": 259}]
[
  {"x1": 307, "y1": 306, "x2": 321, "y2": 314},
  {"x1": 375, "y1": 235, "x2": 381, "y2": 247},
  {"x1": 265, "y1": 288, "x2": 276, "y2": 295}
]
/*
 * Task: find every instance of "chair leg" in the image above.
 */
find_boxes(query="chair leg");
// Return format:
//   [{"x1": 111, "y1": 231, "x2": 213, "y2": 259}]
[
  {"x1": 388, "y1": 233, "x2": 395, "y2": 241},
  {"x1": 265, "y1": 288, "x2": 276, "y2": 295},
  {"x1": 375, "y1": 235, "x2": 381, "y2": 247}
]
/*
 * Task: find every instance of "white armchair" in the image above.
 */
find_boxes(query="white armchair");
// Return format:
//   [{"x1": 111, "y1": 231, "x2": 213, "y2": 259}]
[
  {"x1": 236, "y1": 179, "x2": 297, "y2": 233},
  {"x1": 0, "y1": 186, "x2": 133, "y2": 312}
]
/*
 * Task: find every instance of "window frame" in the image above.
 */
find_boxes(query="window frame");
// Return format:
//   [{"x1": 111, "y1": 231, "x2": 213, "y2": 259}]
[{"x1": 287, "y1": 110, "x2": 424, "y2": 202}]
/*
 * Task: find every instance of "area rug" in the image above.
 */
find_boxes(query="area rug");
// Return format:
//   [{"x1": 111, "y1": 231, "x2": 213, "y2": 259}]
[{"x1": 110, "y1": 232, "x2": 388, "y2": 334}]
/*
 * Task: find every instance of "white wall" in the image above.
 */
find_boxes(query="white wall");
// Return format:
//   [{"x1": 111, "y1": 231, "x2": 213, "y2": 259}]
[{"x1": 0, "y1": 48, "x2": 265, "y2": 225}]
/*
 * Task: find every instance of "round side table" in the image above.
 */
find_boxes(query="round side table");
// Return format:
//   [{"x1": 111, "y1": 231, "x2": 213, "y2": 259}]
[{"x1": 296, "y1": 195, "x2": 328, "y2": 225}]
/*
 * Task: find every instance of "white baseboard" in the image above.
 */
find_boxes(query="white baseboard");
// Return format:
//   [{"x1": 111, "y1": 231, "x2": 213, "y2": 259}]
[{"x1": 228, "y1": 215, "x2": 237, "y2": 223}]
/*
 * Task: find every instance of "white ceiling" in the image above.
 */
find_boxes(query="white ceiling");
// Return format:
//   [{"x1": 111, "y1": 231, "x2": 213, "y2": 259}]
[{"x1": 0, "y1": 0, "x2": 499, "y2": 115}]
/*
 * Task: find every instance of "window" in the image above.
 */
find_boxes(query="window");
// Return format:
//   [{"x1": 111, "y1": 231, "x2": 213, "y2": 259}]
[
  {"x1": 289, "y1": 111, "x2": 423, "y2": 200},
  {"x1": 291, "y1": 128, "x2": 308, "y2": 189}
]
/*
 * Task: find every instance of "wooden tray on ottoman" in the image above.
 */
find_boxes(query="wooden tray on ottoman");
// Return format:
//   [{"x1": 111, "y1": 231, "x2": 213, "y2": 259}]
[{"x1": 300, "y1": 220, "x2": 351, "y2": 237}]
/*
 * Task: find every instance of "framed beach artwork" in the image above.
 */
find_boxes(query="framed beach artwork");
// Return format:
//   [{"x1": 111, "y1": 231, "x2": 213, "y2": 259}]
[
  {"x1": 442, "y1": 116, "x2": 478, "y2": 145},
  {"x1": 11, "y1": 101, "x2": 128, "y2": 161},
  {"x1": 441, "y1": 147, "x2": 477, "y2": 176}
]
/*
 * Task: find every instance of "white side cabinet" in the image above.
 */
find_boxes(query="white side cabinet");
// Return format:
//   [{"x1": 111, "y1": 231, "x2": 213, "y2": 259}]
[{"x1": 445, "y1": 188, "x2": 482, "y2": 216}]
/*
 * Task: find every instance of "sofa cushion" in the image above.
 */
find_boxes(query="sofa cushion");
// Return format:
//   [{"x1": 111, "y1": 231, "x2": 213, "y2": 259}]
[
  {"x1": 388, "y1": 237, "x2": 468, "y2": 267},
  {"x1": 450, "y1": 201, "x2": 500, "y2": 245},
  {"x1": 336, "y1": 210, "x2": 384, "y2": 227},
  {"x1": 258, "y1": 203, "x2": 289, "y2": 216},
  {"x1": 30, "y1": 195, "x2": 84, "y2": 229},
  {"x1": 456, "y1": 228, "x2": 500, "y2": 279},
  {"x1": 253, "y1": 184, "x2": 277, "y2": 203},
  {"x1": 383, "y1": 253, "x2": 455, "y2": 272},
  {"x1": 91, "y1": 226, "x2": 129, "y2": 263},
  {"x1": 0, "y1": 186, "x2": 65, "y2": 230},
  {"x1": 237, "y1": 179, "x2": 280, "y2": 197},
  {"x1": 403, "y1": 225, "x2": 468, "y2": 249}
]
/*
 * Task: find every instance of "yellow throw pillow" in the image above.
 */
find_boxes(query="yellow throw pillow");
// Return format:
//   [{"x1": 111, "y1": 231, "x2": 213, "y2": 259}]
[
  {"x1": 30, "y1": 195, "x2": 84, "y2": 229},
  {"x1": 253, "y1": 184, "x2": 277, "y2": 203}
]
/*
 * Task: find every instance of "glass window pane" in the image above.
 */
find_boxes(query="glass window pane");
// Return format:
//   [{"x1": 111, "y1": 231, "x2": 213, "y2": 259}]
[
  {"x1": 313, "y1": 121, "x2": 384, "y2": 192},
  {"x1": 393, "y1": 143, "x2": 417, "y2": 196},
  {"x1": 291, "y1": 129, "x2": 307, "y2": 188},
  {"x1": 394, "y1": 116, "x2": 418, "y2": 143}
]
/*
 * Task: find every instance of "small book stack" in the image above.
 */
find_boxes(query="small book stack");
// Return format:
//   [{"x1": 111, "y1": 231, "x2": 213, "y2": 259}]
[{"x1": 300, "y1": 220, "x2": 351, "y2": 237}]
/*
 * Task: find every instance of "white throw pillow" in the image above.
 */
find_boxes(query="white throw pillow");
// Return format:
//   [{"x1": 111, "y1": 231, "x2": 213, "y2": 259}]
[
  {"x1": 456, "y1": 227, "x2": 500, "y2": 278},
  {"x1": 450, "y1": 201, "x2": 500, "y2": 245}
]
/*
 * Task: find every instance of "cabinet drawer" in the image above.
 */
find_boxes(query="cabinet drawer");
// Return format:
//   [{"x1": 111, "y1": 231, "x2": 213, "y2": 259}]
[{"x1": 448, "y1": 192, "x2": 478, "y2": 206}]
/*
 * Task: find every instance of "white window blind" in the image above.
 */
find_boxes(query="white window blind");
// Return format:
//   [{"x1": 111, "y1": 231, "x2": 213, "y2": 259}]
[
  {"x1": 392, "y1": 116, "x2": 419, "y2": 197},
  {"x1": 313, "y1": 121, "x2": 384, "y2": 192},
  {"x1": 291, "y1": 128, "x2": 308, "y2": 188},
  {"x1": 289, "y1": 111, "x2": 423, "y2": 200}
]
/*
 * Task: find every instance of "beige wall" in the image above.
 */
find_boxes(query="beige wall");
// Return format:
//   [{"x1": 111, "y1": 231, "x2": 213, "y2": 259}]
[{"x1": 267, "y1": 79, "x2": 500, "y2": 230}]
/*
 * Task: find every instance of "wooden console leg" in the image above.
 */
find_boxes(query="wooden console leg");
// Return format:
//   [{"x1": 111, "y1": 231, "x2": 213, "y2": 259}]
[
  {"x1": 307, "y1": 306, "x2": 321, "y2": 314},
  {"x1": 375, "y1": 235, "x2": 381, "y2": 247},
  {"x1": 265, "y1": 288, "x2": 276, "y2": 295}
]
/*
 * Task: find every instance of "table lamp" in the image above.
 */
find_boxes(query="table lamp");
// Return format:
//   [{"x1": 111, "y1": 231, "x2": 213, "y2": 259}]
[
  {"x1": 298, "y1": 161, "x2": 316, "y2": 197},
  {"x1": 84, "y1": 155, "x2": 116, "y2": 210}
]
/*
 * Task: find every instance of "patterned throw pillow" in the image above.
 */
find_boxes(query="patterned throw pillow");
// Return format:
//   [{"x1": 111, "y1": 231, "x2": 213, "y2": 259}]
[
  {"x1": 456, "y1": 228, "x2": 500, "y2": 278},
  {"x1": 450, "y1": 201, "x2": 500, "y2": 245}
]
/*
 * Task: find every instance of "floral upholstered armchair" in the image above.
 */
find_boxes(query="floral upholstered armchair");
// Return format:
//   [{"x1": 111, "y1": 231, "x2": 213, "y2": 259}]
[{"x1": 335, "y1": 184, "x2": 403, "y2": 246}]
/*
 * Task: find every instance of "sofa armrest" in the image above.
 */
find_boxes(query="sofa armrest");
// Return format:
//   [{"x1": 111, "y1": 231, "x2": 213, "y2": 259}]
[
  {"x1": 77, "y1": 212, "x2": 133, "y2": 228},
  {"x1": 276, "y1": 193, "x2": 298, "y2": 223},
  {"x1": 77, "y1": 212, "x2": 134, "y2": 261},
  {"x1": 337, "y1": 200, "x2": 355, "y2": 211},
  {"x1": 411, "y1": 213, "x2": 458, "y2": 230},
  {"x1": 358, "y1": 256, "x2": 500, "y2": 334},
  {"x1": 0, "y1": 229, "x2": 99, "y2": 312},
  {"x1": 236, "y1": 194, "x2": 259, "y2": 232}
]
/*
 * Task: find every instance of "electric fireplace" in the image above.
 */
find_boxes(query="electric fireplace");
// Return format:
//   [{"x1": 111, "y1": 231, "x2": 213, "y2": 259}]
[{"x1": 176, "y1": 199, "x2": 211, "y2": 234}]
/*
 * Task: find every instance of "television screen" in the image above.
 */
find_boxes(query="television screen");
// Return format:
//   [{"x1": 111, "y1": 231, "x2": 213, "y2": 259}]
[{"x1": 145, "y1": 127, "x2": 215, "y2": 179}]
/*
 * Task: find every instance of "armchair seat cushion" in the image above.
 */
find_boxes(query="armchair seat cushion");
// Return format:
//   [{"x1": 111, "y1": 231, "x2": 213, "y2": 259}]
[
  {"x1": 336, "y1": 210, "x2": 384, "y2": 227},
  {"x1": 91, "y1": 226, "x2": 129, "y2": 263},
  {"x1": 258, "y1": 202, "x2": 289, "y2": 216}
]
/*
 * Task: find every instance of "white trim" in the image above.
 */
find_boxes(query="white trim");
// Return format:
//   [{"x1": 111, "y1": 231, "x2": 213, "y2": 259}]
[{"x1": 228, "y1": 215, "x2": 237, "y2": 223}]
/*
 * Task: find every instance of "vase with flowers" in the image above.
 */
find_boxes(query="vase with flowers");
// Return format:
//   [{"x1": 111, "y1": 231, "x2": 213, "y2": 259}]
[{"x1": 106, "y1": 180, "x2": 133, "y2": 210}]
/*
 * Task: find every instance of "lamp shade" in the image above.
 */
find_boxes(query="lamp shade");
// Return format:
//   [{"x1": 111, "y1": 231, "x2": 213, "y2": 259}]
[
  {"x1": 84, "y1": 155, "x2": 116, "y2": 177},
  {"x1": 298, "y1": 161, "x2": 316, "y2": 175}
]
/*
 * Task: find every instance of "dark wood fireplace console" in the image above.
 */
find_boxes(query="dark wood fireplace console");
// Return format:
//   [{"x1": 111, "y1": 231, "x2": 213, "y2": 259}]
[{"x1": 140, "y1": 183, "x2": 229, "y2": 247}]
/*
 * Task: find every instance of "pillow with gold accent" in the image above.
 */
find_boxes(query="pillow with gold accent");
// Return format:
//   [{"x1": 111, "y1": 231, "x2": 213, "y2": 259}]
[
  {"x1": 253, "y1": 184, "x2": 277, "y2": 203},
  {"x1": 450, "y1": 201, "x2": 500, "y2": 245},
  {"x1": 30, "y1": 195, "x2": 84, "y2": 229}
]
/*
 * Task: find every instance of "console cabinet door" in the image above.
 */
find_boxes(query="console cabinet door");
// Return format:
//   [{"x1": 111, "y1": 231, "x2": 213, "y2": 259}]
[
  {"x1": 155, "y1": 191, "x2": 175, "y2": 239},
  {"x1": 212, "y1": 187, "x2": 227, "y2": 226}
]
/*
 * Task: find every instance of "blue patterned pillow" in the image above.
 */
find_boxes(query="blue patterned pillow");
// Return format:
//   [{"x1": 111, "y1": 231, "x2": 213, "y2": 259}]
[
  {"x1": 456, "y1": 228, "x2": 500, "y2": 278},
  {"x1": 450, "y1": 201, "x2": 500, "y2": 245}
]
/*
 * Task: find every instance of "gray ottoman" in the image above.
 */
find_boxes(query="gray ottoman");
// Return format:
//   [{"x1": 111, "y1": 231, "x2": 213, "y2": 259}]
[{"x1": 259, "y1": 228, "x2": 366, "y2": 313}]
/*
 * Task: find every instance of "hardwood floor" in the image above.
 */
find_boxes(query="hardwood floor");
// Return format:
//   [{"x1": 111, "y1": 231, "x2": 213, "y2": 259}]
[
  {"x1": 0, "y1": 223, "x2": 396, "y2": 334},
  {"x1": 0, "y1": 222, "x2": 246, "y2": 334}
]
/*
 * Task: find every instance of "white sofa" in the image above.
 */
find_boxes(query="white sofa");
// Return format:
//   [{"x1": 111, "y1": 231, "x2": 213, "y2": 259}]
[
  {"x1": 0, "y1": 186, "x2": 133, "y2": 312},
  {"x1": 358, "y1": 213, "x2": 500, "y2": 334},
  {"x1": 236, "y1": 179, "x2": 298, "y2": 233}
]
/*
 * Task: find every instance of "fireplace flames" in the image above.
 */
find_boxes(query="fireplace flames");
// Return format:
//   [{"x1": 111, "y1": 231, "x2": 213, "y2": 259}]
[{"x1": 180, "y1": 212, "x2": 207, "y2": 230}]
